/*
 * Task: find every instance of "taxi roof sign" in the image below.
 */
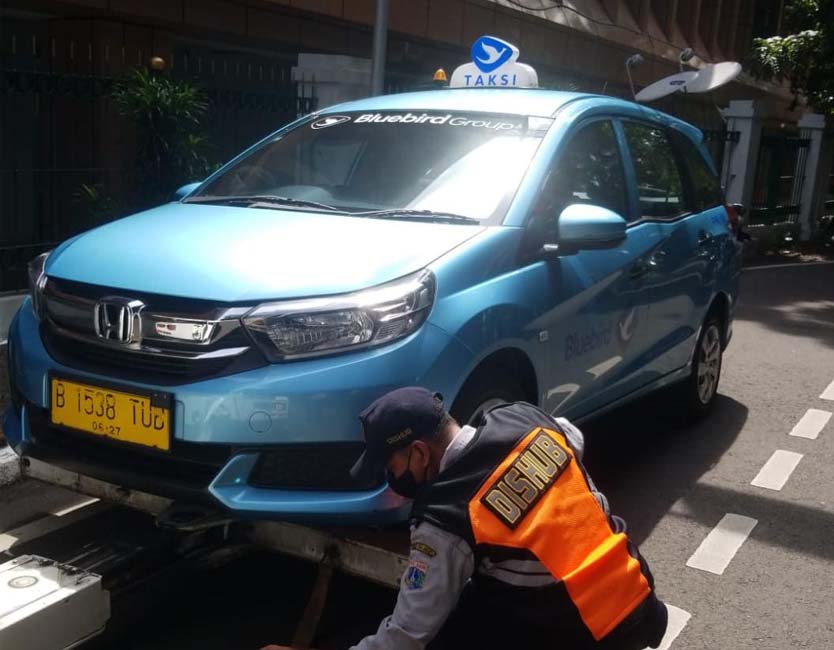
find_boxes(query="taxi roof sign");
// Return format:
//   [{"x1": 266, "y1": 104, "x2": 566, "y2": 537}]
[{"x1": 450, "y1": 36, "x2": 538, "y2": 89}]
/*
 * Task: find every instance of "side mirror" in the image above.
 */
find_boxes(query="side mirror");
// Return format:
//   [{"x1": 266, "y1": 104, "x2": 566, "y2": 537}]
[
  {"x1": 544, "y1": 204, "x2": 627, "y2": 255},
  {"x1": 173, "y1": 182, "x2": 202, "y2": 201}
]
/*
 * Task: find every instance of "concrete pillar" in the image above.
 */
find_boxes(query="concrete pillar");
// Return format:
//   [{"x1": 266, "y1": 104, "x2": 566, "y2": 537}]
[
  {"x1": 721, "y1": 99, "x2": 762, "y2": 209},
  {"x1": 292, "y1": 54, "x2": 372, "y2": 112},
  {"x1": 797, "y1": 112, "x2": 827, "y2": 241}
]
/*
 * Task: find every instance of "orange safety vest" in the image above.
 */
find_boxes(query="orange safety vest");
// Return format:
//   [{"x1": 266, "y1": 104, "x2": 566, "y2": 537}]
[{"x1": 412, "y1": 402, "x2": 654, "y2": 643}]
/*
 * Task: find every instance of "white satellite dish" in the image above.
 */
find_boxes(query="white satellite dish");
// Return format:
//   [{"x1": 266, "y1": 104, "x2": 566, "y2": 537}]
[
  {"x1": 684, "y1": 61, "x2": 742, "y2": 93},
  {"x1": 635, "y1": 71, "x2": 698, "y2": 102}
]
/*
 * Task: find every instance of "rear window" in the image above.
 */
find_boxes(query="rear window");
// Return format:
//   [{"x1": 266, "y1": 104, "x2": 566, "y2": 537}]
[
  {"x1": 670, "y1": 130, "x2": 724, "y2": 212},
  {"x1": 623, "y1": 122, "x2": 688, "y2": 220}
]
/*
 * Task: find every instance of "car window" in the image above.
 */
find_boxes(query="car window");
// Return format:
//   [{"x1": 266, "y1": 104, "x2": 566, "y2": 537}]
[
  {"x1": 533, "y1": 119, "x2": 628, "y2": 226},
  {"x1": 669, "y1": 130, "x2": 724, "y2": 212},
  {"x1": 623, "y1": 122, "x2": 688, "y2": 220}
]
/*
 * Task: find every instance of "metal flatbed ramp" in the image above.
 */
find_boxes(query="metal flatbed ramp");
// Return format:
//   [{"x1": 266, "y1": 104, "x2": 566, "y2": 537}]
[
  {"x1": 17, "y1": 456, "x2": 409, "y2": 649},
  {"x1": 20, "y1": 456, "x2": 410, "y2": 589}
]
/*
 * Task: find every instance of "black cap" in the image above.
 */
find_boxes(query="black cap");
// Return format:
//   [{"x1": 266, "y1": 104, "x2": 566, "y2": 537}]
[{"x1": 350, "y1": 387, "x2": 445, "y2": 483}]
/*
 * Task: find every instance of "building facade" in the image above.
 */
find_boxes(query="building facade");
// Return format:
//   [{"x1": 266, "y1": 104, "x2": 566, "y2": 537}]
[{"x1": 0, "y1": 0, "x2": 831, "y2": 298}]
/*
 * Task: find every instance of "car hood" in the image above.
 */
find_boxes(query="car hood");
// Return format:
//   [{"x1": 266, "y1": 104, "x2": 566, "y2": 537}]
[{"x1": 47, "y1": 203, "x2": 485, "y2": 302}]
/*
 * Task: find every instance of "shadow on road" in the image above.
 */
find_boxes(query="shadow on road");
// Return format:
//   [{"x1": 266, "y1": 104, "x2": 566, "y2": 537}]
[
  {"x1": 671, "y1": 482, "x2": 834, "y2": 564},
  {"x1": 581, "y1": 389, "x2": 748, "y2": 546},
  {"x1": 735, "y1": 264, "x2": 834, "y2": 348}
]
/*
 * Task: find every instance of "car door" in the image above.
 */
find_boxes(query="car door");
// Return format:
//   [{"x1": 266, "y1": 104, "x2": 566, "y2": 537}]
[
  {"x1": 619, "y1": 121, "x2": 724, "y2": 377},
  {"x1": 524, "y1": 118, "x2": 662, "y2": 417}
]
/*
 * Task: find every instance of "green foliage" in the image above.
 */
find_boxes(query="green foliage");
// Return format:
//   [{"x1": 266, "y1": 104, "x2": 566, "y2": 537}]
[
  {"x1": 111, "y1": 68, "x2": 215, "y2": 209},
  {"x1": 749, "y1": 0, "x2": 834, "y2": 115},
  {"x1": 73, "y1": 183, "x2": 124, "y2": 225}
]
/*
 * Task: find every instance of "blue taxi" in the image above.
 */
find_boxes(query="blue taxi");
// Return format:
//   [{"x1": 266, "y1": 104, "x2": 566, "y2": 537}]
[{"x1": 3, "y1": 38, "x2": 743, "y2": 524}]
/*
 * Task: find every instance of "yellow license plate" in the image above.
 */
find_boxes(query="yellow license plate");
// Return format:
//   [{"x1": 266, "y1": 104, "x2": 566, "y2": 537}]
[{"x1": 50, "y1": 377, "x2": 171, "y2": 451}]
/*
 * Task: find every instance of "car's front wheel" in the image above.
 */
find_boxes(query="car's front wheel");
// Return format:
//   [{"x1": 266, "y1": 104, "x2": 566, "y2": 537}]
[
  {"x1": 679, "y1": 314, "x2": 723, "y2": 421},
  {"x1": 450, "y1": 372, "x2": 526, "y2": 427}
]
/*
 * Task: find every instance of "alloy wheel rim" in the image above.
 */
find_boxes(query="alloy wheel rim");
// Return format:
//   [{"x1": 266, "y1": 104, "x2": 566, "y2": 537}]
[{"x1": 697, "y1": 325, "x2": 721, "y2": 404}]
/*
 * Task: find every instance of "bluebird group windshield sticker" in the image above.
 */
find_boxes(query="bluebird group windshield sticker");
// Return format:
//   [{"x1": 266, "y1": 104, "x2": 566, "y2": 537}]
[
  {"x1": 351, "y1": 113, "x2": 524, "y2": 131},
  {"x1": 310, "y1": 115, "x2": 352, "y2": 129}
]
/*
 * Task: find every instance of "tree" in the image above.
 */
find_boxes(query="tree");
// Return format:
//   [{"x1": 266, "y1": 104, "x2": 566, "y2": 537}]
[
  {"x1": 111, "y1": 67, "x2": 215, "y2": 209},
  {"x1": 748, "y1": 0, "x2": 834, "y2": 116}
]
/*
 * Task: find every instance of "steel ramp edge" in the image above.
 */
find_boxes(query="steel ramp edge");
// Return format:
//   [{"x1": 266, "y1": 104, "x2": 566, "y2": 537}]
[{"x1": 21, "y1": 456, "x2": 409, "y2": 588}]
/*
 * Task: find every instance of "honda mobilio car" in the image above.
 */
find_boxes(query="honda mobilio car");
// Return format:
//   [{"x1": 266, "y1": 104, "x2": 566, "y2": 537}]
[{"x1": 3, "y1": 89, "x2": 743, "y2": 524}]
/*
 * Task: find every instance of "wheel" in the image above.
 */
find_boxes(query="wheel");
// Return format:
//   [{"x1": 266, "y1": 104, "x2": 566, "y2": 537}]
[
  {"x1": 679, "y1": 314, "x2": 723, "y2": 421},
  {"x1": 450, "y1": 370, "x2": 526, "y2": 428}
]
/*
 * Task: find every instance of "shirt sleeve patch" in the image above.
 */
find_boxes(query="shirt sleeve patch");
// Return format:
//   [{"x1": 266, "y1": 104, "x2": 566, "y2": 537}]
[
  {"x1": 404, "y1": 560, "x2": 428, "y2": 590},
  {"x1": 411, "y1": 542, "x2": 438, "y2": 558}
]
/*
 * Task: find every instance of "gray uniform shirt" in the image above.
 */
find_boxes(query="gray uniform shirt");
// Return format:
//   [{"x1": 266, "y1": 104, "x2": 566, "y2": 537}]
[{"x1": 349, "y1": 416, "x2": 598, "y2": 650}]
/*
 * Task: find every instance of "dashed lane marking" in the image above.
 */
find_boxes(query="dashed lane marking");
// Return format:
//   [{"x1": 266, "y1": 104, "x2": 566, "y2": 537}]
[
  {"x1": 821, "y1": 378, "x2": 834, "y2": 401},
  {"x1": 751, "y1": 450, "x2": 804, "y2": 491},
  {"x1": 789, "y1": 409, "x2": 832, "y2": 440},
  {"x1": 686, "y1": 513, "x2": 758, "y2": 575},
  {"x1": 646, "y1": 605, "x2": 691, "y2": 650},
  {"x1": 0, "y1": 498, "x2": 108, "y2": 553},
  {"x1": 51, "y1": 497, "x2": 100, "y2": 517}
]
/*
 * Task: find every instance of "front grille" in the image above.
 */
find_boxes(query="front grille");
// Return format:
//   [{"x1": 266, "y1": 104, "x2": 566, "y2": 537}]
[
  {"x1": 41, "y1": 277, "x2": 267, "y2": 385},
  {"x1": 249, "y1": 444, "x2": 380, "y2": 491},
  {"x1": 27, "y1": 407, "x2": 232, "y2": 495},
  {"x1": 42, "y1": 327, "x2": 264, "y2": 385}
]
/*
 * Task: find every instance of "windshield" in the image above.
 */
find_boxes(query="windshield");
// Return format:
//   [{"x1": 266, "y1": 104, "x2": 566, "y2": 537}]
[{"x1": 192, "y1": 111, "x2": 551, "y2": 223}]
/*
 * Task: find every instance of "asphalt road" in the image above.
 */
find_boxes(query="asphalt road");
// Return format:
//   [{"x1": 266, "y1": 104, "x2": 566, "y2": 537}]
[{"x1": 2, "y1": 261, "x2": 833, "y2": 650}]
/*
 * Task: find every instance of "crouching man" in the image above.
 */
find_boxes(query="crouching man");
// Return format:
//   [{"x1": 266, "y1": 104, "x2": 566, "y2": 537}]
[{"x1": 265, "y1": 386, "x2": 668, "y2": 650}]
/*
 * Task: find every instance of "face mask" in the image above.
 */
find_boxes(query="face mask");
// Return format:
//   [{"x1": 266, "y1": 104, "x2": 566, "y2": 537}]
[{"x1": 386, "y1": 447, "x2": 422, "y2": 499}]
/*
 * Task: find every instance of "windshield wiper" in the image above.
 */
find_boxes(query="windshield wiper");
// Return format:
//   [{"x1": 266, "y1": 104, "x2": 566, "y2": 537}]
[
  {"x1": 353, "y1": 209, "x2": 480, "y2": 225},
  {"x1": 184, "y1": 195, "x2": 342, "y2": 212}
]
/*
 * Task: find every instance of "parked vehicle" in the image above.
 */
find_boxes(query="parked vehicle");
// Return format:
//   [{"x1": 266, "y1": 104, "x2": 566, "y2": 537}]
[{"x1": 3, "y1": 68, "x2": 743, "y2": 523}]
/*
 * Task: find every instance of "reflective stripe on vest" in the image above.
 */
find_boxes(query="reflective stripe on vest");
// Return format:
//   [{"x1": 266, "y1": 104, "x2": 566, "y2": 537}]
[{"x1": 468, "y1": 426, "x2": 650, "y2": 641}]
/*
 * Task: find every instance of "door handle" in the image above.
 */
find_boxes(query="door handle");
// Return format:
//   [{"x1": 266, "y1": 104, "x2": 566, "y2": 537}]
[
  {"x1": 629, "y1": 260, "x2": 650, "y2": 280},
  {"x1": 649, "y1": 248, "x2": 668, "y2": 265},
  {"x1": 697, "y1": 231, "x2": 713, "y2": 246}
]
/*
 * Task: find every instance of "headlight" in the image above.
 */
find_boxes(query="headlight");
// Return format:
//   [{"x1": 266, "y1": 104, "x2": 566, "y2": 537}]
[
  {"x1": 27, "y1": 250, "x2": 51, "y2": 321},
  {"x1": 243, "y1": 270, "x2": 436, "y2": 361}
]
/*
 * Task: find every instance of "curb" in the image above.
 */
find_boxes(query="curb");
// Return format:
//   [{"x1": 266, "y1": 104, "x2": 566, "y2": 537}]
[{"x1": 0, "y1": 445, "x2": 20, "y2": 487}]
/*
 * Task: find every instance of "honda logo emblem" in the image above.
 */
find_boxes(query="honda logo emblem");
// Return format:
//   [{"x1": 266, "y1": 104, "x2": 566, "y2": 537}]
[{"x1": 93, "y1": 297, "x2": 144, "y2": 344}]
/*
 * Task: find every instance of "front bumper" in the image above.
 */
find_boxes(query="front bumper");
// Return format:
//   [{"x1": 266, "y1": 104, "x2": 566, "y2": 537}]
[{"x1": 3, "y1": 299, "x2": 472, "y2": 524}]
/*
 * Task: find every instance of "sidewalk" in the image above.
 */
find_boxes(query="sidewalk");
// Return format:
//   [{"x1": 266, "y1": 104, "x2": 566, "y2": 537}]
[{"x1": 743, "y1": 240, "x2": 834, "y2": 268}]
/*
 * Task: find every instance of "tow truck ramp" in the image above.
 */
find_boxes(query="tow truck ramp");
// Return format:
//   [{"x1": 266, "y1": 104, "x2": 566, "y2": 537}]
[{"x1": 4, "y1": 456, "x2": 409, "y2": 650}]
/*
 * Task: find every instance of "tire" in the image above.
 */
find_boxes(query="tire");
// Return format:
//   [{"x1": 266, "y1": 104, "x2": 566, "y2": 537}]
[
  {"x1": 678, "y1": 314, "x2": 724, "y2": 422},
  {"x1": 450, "y1": 370, "x2": 526, "y2": 427}
]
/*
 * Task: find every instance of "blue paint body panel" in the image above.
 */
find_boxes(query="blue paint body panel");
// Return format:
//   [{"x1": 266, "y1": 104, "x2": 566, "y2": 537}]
[{"x1": 3, "y1": 89, "x2": 742, "y2": 524}]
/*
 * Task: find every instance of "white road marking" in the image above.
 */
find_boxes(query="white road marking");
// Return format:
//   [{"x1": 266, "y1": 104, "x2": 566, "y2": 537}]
[
  {"x1": 821, "y1": 378, "x2": 834, "y2": 401},
  {"x1": 645, "y1": 605, "x2": 691, "y2": 650},
  {"x1": 0, "y1": 499, "x2": 109, "y2": 552},
  {"x1": 744, "y1": 260, "x2": 834, "y2": 271},
  {"x1": 51, "y1": 497, "x2": 100, "y2": 517},
  {"x1": 789, "y1": 409, "x2": 832, "y2": 440},
  {"x1": 686, "y1": 513, "x2": 758, "y2": 575},
  {"x1": 751, "y1": 450, "x2": 804, "y2": 491}
]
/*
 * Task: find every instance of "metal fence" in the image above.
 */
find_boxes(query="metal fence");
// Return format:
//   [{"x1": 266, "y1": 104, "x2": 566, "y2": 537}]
[
  {"x1": 0, "y1": 15, "x2": 316, "y2": 293},
  {"x1": 748, "y1": 131, "x2": 810, "y2": 228}
]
